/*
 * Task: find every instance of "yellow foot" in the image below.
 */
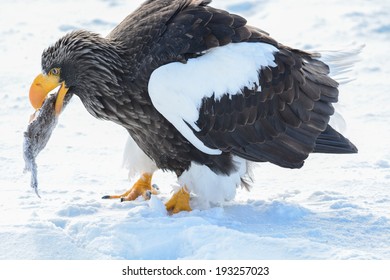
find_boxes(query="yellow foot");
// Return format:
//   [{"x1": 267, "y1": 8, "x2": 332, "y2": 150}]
[
  {"x1": 102, "y1": 173, "x2": 158, "y2": 202},
  {"x1": 165, "y1": 186, "x2": 192, "y2": 214}
]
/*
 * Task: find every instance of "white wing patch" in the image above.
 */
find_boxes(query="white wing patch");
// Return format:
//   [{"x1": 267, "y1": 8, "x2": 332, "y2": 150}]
[{"x1": 148, "y1": 42, "x2": 278, "y2": 155}]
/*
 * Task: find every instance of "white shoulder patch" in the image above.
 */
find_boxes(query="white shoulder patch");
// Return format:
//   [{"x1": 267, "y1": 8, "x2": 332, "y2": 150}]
[{"x1": 148, "y1": 42, "x2": 278, "y2": 155}]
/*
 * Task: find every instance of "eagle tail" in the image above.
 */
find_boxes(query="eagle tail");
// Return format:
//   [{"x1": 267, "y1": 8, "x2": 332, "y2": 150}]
[{"x1": 314, "y1": 125, "x2": 358, "y2": 154}]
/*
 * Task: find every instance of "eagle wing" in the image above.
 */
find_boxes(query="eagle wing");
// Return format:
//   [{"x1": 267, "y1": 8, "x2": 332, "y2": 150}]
[
  {"x1": 195, "y1": 49, "x2": 340, "y2": 168},
  {"x1": 122, "y1": 0, "x2": 355, "y2": 168}
]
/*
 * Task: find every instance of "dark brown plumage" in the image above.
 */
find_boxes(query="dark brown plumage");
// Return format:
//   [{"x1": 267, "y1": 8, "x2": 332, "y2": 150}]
[{"x1": 37, "y1": 0, "x2": 357, "y2": 181}]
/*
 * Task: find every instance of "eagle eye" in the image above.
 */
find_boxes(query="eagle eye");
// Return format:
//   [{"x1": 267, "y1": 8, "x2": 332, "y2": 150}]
[{"x1": 49, "y1": 68, "x2": 61, "y2": 76}]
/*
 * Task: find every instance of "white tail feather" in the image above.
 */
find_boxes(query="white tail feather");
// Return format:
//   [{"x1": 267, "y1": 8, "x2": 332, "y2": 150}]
[
  {"x1": 318, "y1": 44, "x2": 364, "y2": 133},
  {"x1": 319, "y1": 44, "x2": 364, "y2": 84}
]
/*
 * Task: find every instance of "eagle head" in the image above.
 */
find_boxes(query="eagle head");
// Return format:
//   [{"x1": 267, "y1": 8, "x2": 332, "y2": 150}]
[{"x1": 29, "y1": 30, "x2": 124, "y2": 115}]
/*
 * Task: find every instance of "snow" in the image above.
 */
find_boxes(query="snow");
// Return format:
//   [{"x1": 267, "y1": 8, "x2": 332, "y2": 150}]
[{"x1": 0, "y1": 0, "x2": 390, "y2": 260}]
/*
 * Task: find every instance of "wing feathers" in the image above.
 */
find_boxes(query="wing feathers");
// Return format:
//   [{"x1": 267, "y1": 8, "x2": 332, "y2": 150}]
[
  {"x1": 314, "y1": 125, "x2": 358, "y2": 154},
  {"x1": 194, "y1": 48, "x2": 351, "y2": 167},
  {"x1": 142, "y1": 0, "x2": 356, "y2": 168}
]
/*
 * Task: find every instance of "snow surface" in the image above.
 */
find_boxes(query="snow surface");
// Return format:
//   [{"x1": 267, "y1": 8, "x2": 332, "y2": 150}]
[{"x1": 0, "y1": 0, "x2": 389, "y2": 260}]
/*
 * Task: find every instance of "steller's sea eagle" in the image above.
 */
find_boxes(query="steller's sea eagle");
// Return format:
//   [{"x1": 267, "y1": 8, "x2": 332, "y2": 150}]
[{"x1": 29, "y1": 0, "x2": 358, "y2": 213}]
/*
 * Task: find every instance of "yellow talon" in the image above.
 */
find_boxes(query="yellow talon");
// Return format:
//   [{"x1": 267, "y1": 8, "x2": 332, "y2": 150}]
[
  {"x1": 102, "y1": 172, "x2": 157, "y2": 201},
  {"x1": 165, "y1": 186, "x2": 192, "y2": 214}
]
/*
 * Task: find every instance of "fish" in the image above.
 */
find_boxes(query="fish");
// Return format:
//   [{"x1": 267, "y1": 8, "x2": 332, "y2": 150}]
[{"x1": 23, "y1": 92, "x2": 72, "y2": 197}]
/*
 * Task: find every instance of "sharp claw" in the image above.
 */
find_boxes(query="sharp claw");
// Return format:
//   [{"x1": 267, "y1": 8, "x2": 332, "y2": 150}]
[
  {"x1": 120, "y1": 197, "x2": 125, "y2": 202},
  {"x1": 101, "y1": 195, "x2": 110, "y2": 199},
  {"x1": 145, "y1": 190, "x2": 152, "y2": 200},
  {"x1": 152, "y1": 184, "x2": 159, "y2": 190}
]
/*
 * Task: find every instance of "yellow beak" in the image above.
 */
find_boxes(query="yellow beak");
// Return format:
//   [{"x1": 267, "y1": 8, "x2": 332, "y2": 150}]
[{"x1": 29, "y1": 73, "x2": 69, "y2": 115}]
